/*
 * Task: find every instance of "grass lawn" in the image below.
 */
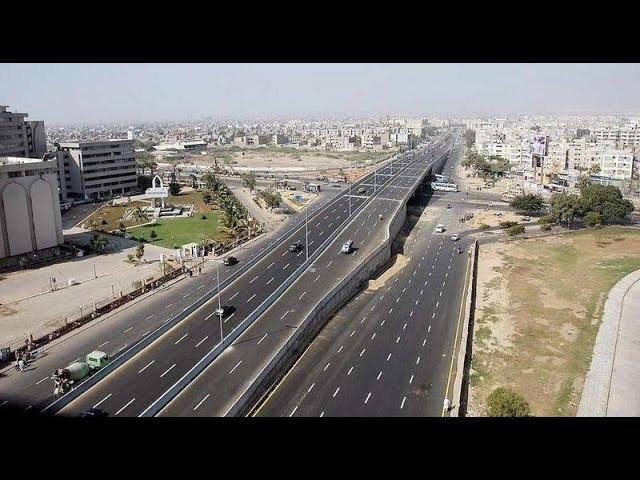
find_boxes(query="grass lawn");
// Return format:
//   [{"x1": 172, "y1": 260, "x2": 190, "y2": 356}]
[
  {"x1": 81, "y1": 200, "x2": 148, "y2": 231},
  {"x1": 469, "y1": 226, "x2": 640, "y2": 417},
  {"x1": 127, "y1": 213, "x2": 223, "y2": 249}
]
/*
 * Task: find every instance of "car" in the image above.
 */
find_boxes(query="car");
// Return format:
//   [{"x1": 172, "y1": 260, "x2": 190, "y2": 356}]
[
  {"x1": 521, "y1": 216, "x2": 531, "y2": 222},
  {"x1": 223, "y1": 256, "x2": 238, "y2": 266},
  {"x1": 80, "y1": 407, "x2": 107, "y2": 418},
  {"x1": 333, "y1": 184, "x2": 341, "y2": 188},
  {"x1": 447, "y1": 203, "x2": 452, "y2": 209},
  {"x1": 289, "y1": 241, "x2": 303, "y2": 253},
  {"x1": 435, "y1": 224, "x2": 446, "y2": 233},
  {"x1": 341, "y1": 239, "x2": 353, "y2": 254},
  {"x1": 357, "y1": 187, "x2": 366, "y2": 194},
  {"x1": 214, "y1": 305, "x2": 234, "y2": 318},
  {"x1": 450, "y1": 234, "x2": 460, "y2": 241}
]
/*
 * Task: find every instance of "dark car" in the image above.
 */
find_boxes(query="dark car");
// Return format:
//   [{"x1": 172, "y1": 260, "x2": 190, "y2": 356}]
[
  {"x1": 289, "y1": 241, "x2": 303, "y2": 253},
  {"x1": 214, "y1": 305, "x2": 235, "y2": 318},
  {"x1": 80, "y1": 408, "x2": 107, "y2": 418},
  {"x1": 223, "y1": 256, "x2": 238, "y2": 266}
]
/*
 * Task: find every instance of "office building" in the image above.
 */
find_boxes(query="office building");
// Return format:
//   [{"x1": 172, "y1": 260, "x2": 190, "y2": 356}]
[
  {"x1": 56, "y1": 139, "x2": 137, "y2": 200},
  {"x1": 0, "y1": 106, "x2": 48, "y2": 159},
  {"x1": 0, "y1": 157, "x2": 64, "y2": 259}
]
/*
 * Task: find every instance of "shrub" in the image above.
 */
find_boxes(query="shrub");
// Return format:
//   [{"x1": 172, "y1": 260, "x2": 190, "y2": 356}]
[
  {"x1": 201, "y1": 215, "x2": 207, "y2": 220},
  {"x1": 506, "y1": 224, "x2": 525, "y2": 236},
  {"x1": 150, "y1": 229, "x2": 157, "y2": 239},
  {"x1": 584, "y1": 211, "x2": 603, "y2": 227},
  {"x1": 540, "y1": 223, "x2": 552, "y2": 231},
  {"x1": 479, "y1": 223, "x2": 491, "y2": 229},
  {"x1": 101, "y1": 219, "x2": 108, "y2": 225},
  {"x1": 537, "y1": 215, "x2": 554, "y2": 225},
  {"x1": 499, "y1": 220, "x2": 519, "y2": 229},
  {"x1": 486, "y1": 387, "x2": 531, "y2": 417},
  {"x1": 127, "y1": 253, "x2": 135, "y2": 263}
]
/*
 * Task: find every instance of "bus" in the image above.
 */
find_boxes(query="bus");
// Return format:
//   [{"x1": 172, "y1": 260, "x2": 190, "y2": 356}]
[{"x1": 431, "y1": 182, "x2": 458, "y2": 192}]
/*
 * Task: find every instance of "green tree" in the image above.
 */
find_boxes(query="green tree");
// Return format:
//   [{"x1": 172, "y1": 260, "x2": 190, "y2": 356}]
[
  {"x1": 499, "y1": 220, "x2": 519, "y2": 229},
  {"x1": 202, "y1": 191, "x2": 213, "y2": 204},
  {"x1": 137, "y1": 174, "x2": 152, "y2": 190},
  {"x1": 131, "y1": 206, "x2": 147, "y2": 222},
  {"x1": 118, "y1": 222, "x2": 127, "y2": 234},
  {"x1": 258, "y1": 189, "x2": 282, "y2": 211},
  {"x1": 169, "y1": 172, "x2": 182, "y2": 196},
  {"x1": 150, "y1": 229, "x2": 157, "y2": 239},
  {"x1": 486, "y1": 387, "x2": 531, "y2": 417},
  {"x1": 510, "y1": 194, "x2": 545, "y2": 214},
  {"x1": 90, "y1": 234, "x2": 109, "y2": 254},
  {"x1": 242, "y1": 171, "x2": 257, "y2": 192},
  {"x1": 575, "y1": 174, "x2": 592, "y2": 191},
  {"x1": 135, "y1": 243, "x2": 145, "y2": 260},
  {"x1": 19, "y1": 257, "x2": 29, "y2": 269},
  {"x1": 549, "y1": 192, "x2": 583, "y2": 228},
  {"x1": 579, "y1": 183, "x2": 634, "y2": 224},
  {"x1": 202, "y1": 170, "x2": 221, "y2": 192},
  {"x1": 584, "y1": 211, "x2": 603, "y2": 227}
]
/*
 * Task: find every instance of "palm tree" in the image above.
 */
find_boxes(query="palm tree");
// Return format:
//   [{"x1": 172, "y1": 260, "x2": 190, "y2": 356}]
[{"x1": 132, "y1": 206, "x2": 147, "y2": 222}]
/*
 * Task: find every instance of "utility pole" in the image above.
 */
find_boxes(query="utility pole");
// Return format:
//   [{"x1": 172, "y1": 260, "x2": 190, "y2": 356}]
[
  {"x1": 305, "y1": 206, "x2": 309, "y2": 262},
  {"x1": 216, "y1": 260, "x2": 223, "y2": 343}
]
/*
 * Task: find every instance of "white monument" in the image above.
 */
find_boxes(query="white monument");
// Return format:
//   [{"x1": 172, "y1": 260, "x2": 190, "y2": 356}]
[{"x1": 146, "y1": 175, "x2": 169, "y2": 209}]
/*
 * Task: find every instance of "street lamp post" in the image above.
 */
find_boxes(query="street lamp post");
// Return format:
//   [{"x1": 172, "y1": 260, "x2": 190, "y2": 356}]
[
  {"x1": 348, "y1": 183, "x2": 352, "y2": 216},
  {"x1": 215, "y1": 260, "x2": 223, "y2": 343},
  {"x1": 305, "y1": 206, "x2": 309, "y2": 262}
]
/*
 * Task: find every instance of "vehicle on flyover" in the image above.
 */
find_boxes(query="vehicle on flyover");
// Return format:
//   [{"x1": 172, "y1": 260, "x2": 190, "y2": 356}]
[
  {"x1": 341, "y1": 239, "x2": 353, "y2": 254},
  {"x1": 435, "y1": 224, "x2": 446, "y2": 233},
  {"x1": 289, "y1": 241, "x2": 304, "y2": 253},
  {"x1": 450, "y1": 233, "x2": 460, "y2": 241}
]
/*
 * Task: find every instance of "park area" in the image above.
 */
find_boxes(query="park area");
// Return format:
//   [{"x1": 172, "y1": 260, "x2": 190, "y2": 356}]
[
  {"x1": 468, "y1": 226, "x2": 640, "y2": 417},
  {"x1": 127, "y1": 213, "x2": 222, "y2": 249}
]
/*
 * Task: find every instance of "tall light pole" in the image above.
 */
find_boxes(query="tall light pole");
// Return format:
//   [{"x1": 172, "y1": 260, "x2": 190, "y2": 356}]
[
  {"x1": 348, "y1": 182, "x2": 352, "y2": 216},
  {"x1": 305, "y1": 206, "x2": 309, "y2": 262},
  {"x1": 215, "y1": 260, "x2": 223, "y2": 343}
]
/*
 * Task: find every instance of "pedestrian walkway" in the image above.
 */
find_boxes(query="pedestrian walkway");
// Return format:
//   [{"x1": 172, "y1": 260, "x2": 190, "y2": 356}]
[{"x1": 578, "y1": 269, "x2": 640, "y2": 417}]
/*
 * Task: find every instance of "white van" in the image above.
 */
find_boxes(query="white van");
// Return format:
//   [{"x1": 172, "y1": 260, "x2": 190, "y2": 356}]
[{"x1": 435, "y1": 224, "x2": 446, "y2": 233}]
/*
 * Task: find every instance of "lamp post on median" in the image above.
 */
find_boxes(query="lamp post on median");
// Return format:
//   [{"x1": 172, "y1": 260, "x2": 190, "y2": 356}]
[
  {"x1": 305, "y1": 206, "x2": 309, "y2": 262},
  {"x1": 348, "y1": 182, "x2": 352, "y2": 216},
  {"x1": 215, "y1": 259, "x2": 223, "y2": 343}
]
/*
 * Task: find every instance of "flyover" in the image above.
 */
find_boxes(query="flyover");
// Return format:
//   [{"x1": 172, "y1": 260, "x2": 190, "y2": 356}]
[{"x1": 158, "y1": 136, "x2": 455, "y2": 416}]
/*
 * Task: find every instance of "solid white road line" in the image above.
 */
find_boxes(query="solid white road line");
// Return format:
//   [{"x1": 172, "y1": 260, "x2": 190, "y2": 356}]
[
  {"x1": 333, "y1": 387, "x2": 340, "y2": 397},
  {"x1": 122, "y1": 326, "x2": 133, "y2": 334},
  {"x1": 401, "y1": 396, "x2": 406, "y2": 409},
  {"x1": 364, "y1": 392, "x2": 372, "y2": 404},
  {"x1": 229, "y1": 292, "x2": 239, "y2": 300},
  {"x1": 266, "y1": 277, "x2": 274, "y2": 285},
  {"x1": 160, "y1": 364, "x2": 176, "y2": 378},
  {"x1": 138, "y1": 360, "x2": 155, "y2": 374},
  {"x1": 98, "y1": 340, "x2": 109, "y2": 348}
]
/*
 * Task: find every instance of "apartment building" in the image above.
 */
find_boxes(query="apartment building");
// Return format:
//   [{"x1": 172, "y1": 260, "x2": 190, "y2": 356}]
[
  {"x1": 0, "y1": 156, "x2": 63, "y2": 259},
  {"x1": 600, "y1": 151, "x2": 634, "y2": 179},
  {"x1": 0, "y1": 106, "x2": 47, "y2": 159},
  {"x1": 56, "y1": 139, "x2": 137, "y2": 200}
]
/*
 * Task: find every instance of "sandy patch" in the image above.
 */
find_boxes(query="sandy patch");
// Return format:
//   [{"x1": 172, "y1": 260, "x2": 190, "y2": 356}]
[{"x1": 366, "y1": 254, "x2": 409, "y2": 292}]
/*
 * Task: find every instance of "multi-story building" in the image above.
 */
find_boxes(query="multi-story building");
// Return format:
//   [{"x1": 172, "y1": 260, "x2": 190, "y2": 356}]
[
  {"x1": 55, "y1": 139, "x2": 137, "y2": 200},
  {"x1": 600, "y1": 151, "x2": 634, "y2": 179},
  {"x1": 0, "y1": 106, "x2": 47, "y2": 158},
  {"x1": 0, "y1": 156, "x2": 64, "y2": 259}
]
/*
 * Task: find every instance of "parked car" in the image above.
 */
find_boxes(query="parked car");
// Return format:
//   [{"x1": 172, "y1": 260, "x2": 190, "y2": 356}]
[
  {"x1": 357, "y1": 187, "x2": 366, "y2": 194},
  {"x1": 223, "y1": 256, "x2": 238, "y2": 266}
]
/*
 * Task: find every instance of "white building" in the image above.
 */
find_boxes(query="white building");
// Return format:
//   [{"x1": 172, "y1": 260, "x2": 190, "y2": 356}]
[
  {"x1": 56, "y1": 139, "x2": 137, "y2": 200},
  {"x1": 600, "y1": 151, "x2": 634, "y2": 179},
  {"x1": 0, "y1": 157, "x2": 63, "y2": 259}
]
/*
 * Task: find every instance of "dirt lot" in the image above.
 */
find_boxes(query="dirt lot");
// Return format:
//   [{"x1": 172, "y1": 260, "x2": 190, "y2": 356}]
[
  {"x1": 468, "y1": 226, "x2": 640, "y2": 417},
  {"x1": 187, "y1": 147, "x2": 394, "y2": 173}
]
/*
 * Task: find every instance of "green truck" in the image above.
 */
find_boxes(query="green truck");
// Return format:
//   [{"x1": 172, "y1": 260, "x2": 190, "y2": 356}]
[{"x1": 52, "y1": 350, "x2": 110, "y2": 396}]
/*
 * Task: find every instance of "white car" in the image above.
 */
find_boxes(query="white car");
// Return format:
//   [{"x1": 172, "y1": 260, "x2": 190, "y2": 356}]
[
  {"x1": 450, "y1": 234, "x2": 460, "y2": 241},
  {"x1": 435, "y1": 224, "x2": 446, "y2": 233}
]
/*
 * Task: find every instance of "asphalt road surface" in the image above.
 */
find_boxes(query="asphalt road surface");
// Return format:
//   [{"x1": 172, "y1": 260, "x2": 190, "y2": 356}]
[
  {"x1": 56, "y1": 137, "x2": 449, "y2": 417},
  {"x1": 254, "y1": 141, "x2": 471, "y2": 416},
  {"x1": 157, "y1": 140, "x2": 455, "y2": 416}
]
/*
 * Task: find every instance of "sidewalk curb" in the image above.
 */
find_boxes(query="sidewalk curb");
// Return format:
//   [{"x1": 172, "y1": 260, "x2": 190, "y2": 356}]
[{"x1": 577, "y1": 269, "x2": 640, "y2": 417}]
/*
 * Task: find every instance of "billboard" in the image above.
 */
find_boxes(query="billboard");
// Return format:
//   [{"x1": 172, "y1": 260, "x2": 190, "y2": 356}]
[{"x1": 530, "y1": 135, "x2": 548, "y2": 157}]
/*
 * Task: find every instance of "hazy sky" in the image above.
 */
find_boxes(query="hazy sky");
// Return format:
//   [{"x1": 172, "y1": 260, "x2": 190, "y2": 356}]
[{"x1": 1, "y1": 63, "x2": 639, "y2": 124}]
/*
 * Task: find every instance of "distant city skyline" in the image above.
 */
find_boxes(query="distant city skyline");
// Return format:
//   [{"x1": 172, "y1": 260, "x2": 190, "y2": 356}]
[{"x1": 1, "y1": 63, "x2": 639, "y2": 125}]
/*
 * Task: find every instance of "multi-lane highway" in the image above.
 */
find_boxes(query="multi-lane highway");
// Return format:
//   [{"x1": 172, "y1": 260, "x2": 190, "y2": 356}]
[
  {"x1": 254, "y1": 142, "x2": 473, "y2": 416},
  {"x1": 156, "y1": 139, "x2": 455, "y2": 416},
  {"x1": 56, "y1": 137, "x2": 449, "y2": 416}
]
